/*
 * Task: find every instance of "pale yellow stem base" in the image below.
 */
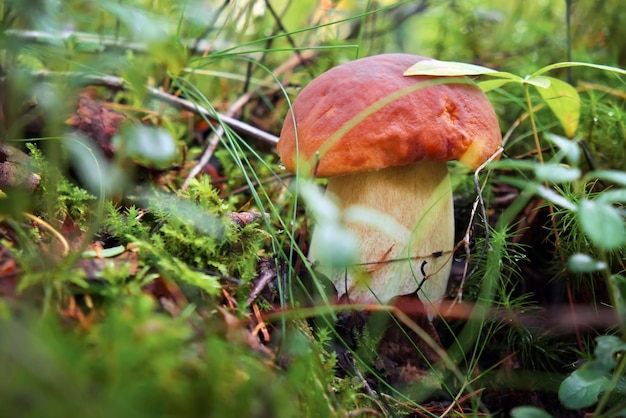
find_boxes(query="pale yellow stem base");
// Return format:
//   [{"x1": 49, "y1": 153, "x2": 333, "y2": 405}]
[{"x1": 308, "y1": 161, "x2": 454, "y2": 312}]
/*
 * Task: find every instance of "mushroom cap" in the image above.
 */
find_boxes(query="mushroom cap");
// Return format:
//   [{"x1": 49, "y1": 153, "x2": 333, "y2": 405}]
[{"x1": 277, "y1": 53, "x2": 502, "y2": 177}]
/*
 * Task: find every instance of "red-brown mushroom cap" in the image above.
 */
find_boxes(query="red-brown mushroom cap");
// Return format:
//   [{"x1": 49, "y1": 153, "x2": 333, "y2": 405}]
[{"x1": 277, "y1": 53, "x2": 502, "y2": 177}]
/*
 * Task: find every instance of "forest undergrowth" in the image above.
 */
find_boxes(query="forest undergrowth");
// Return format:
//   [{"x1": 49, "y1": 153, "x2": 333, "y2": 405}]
[{"x1": 1, "y1": 1, "x2": 626, "y2": 417}]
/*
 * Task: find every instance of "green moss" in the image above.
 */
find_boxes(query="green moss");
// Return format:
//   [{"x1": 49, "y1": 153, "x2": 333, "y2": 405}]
[{"x1": 102, "y1": 178, "x2": 267, "y2": 296}]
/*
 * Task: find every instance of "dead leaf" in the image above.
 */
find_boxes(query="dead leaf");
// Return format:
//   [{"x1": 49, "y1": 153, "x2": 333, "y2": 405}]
[
  {"x1": 66, "y1": 94, "x2": 126, "y2": 158},
  {"x1": 218, "y1": 307, "x2": 274, "y2": 358},
  {"x1": 226, "y1": 211, "x2": 265, "y2": 228}
]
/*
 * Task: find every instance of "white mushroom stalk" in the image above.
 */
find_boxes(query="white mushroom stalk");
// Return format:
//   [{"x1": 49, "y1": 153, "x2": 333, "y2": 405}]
[{"x1": 308, "y1": 161, "x2": 454, "y2": 311}]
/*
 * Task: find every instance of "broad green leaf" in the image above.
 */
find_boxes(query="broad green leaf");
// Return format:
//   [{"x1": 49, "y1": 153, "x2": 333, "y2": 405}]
[
  {"x1": 567, "y1": 253, "x2": 607, "y2": 273},
  {"x1": 534, "y1": 164, "x2": 580, "y2": 183},
  {"x1": 577, "y1": 199, "x2": 626, "y2": 250},
  {"x1": 545, "y1": 133, "x2": 580, "y2": 166},
  {"x1": 534, "y1": 76, "x2": 580, "y2": 137},
  {"x1": 593, "y1": 335, "x2": 626, "y2": 372},
  {"x1": 558, "y1": 369, "x2": 609, "y2": 409},
  {"x1": 510, "y1": 406, "x2": 555, "y2": 418},
  {"x1": 404, "y1": 59, "x2": 505, "y2": 77}
]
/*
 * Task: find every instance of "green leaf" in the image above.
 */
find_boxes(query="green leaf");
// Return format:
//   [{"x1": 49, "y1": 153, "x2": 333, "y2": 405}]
[
  {"x1": 545, "y1": 133, "x2": 580, "y2": 166},
  {"x1": 597, "y1": 189, "x2": 626, "y2": 205},
  {"x1": 534, "y1": 164, "x2": 580, "y2": 183},
  {"x1": 478, "y1": 78, "x2": 512, "y2": 92},
  {"x1": 523, "y1": 75, "x2": 552, "y2": 89},
  {"x1": 532, "y1": 61, "x2": 626, "y2": 78},
  {"x1": 311, "y1": 223, "x2": 358, "y2": 268},
  {"x1": 593, "y1": 335, "x2": 626, "y2": 372},
  {"x1": 558, "y1": 369, "x2": 610, "y2": 409},
  {"x1": 510, "y1": 406, "x2": 555, "y2": 418},
  {"x1": 577, "y1": 199, "x2": 626, "y2": 251},
  {"x1": 113, "y1": 125, "x2": 178, "y2": 169},
  {"x1": 586, "y1": 170, "x2": 626, "y2": 187},
  {"x1": 567, "y1": 253, "x2": 607, "y2": 273},
  {"x1": 404, "y1": 59, "x2": 497, "y2": 76},
  {"x1": 535, "y1": 185, "x2": 577, "y2": 211},
  {"x1": 297, "y1": 180, "x2": 340, "y2": 224},
  {"x1": 533, "y1": 76, "x2": 580, "y2": 137}
]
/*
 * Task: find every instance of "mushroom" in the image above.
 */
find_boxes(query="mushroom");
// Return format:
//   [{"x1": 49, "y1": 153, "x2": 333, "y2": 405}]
[{"x1": 278, "y1": 54, "x2": 501, "y2": 312}]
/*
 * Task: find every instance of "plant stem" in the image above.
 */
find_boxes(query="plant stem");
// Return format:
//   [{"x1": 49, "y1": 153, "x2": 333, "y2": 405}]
[
  {"x1": 523, "y1": 84, "x2": 544, "y2": 163},
  {"x1": 595, "y1": 345, "x2": 626, "y2": 416}
]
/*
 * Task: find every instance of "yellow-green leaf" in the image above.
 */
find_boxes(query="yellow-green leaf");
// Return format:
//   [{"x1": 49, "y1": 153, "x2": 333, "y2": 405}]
[
  {"x1": 404, "y1": 59, "x2": 498, "y2": 77},
  {"x1": 534, "y1": 76, "x2": 580, "y2": 137}
]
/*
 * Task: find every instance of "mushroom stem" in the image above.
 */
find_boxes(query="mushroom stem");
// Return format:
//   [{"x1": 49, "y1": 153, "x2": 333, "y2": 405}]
[{"x1": 308, "y1": 160, "x2": 454, "y2": 312}]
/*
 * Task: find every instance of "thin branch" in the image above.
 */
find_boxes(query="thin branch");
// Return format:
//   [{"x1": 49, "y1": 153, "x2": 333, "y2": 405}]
[
  {"x1": 457, "y1": 147, "x2": 504, "y2": 302},
  {"x1": 147, "y1": 87, "x2": 279, "y2": 146}
]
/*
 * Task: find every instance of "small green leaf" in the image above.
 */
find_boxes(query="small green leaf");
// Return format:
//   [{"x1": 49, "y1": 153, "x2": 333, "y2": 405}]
[
  {"x1": 510, "y1": 406, "x2": 555, "y2": 418},
  {"x1": 83, "y1": 245, "x2": 126, "y2": 259},
  {"x1": 558, "y1": 369, "x2": 610, "y2": 409},
  {"x1": 534, "y1": 76, "x2": 580, "y2": 137},
  {"x1": 577, "y1": 199, "x2": 626, "y2": 250},
  {"x1": 567, "y1": 253, "x2": 607, "y2": 273},
  {"x1": 545, "y1": 133, "x2": 580, "y2": 166},
  {"x1": 534, "y1": 164, "x2": 580, "y2": 183}
]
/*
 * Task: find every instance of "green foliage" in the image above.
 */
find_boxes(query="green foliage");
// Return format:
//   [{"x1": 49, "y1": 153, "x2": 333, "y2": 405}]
[
  {"x1": 559, "y1": 336, "x2": 626, "y2": 412},
  {"x1": 27, "y1": 143, "x2": 96, "y2": 222},
  {"x1": 0, "y1": 299, "x2": 342, "y2": 418},
  {"x1": 511, "y1": 406, "x2": 555, "y2": 418},
  {"x1": 103, "y1": 203, "x2": 150, "y2": 242},
  {"x1": 1, "y1": 0, "x2": 626, "y2": 416},
  {"x1": 102, "y1": 178, "x2": 267, "y2": 296}
]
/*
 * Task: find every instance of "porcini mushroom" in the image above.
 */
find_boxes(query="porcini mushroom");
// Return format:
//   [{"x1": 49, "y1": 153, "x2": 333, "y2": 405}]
[{"x1": 278, "y1": 53, "x2": 501, "y2": 312}]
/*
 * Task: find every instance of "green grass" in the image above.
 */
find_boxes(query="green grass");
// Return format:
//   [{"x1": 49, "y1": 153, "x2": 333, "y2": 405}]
[{"x1": 1, "y1": 1, "x2": 626, "y2": 417}]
